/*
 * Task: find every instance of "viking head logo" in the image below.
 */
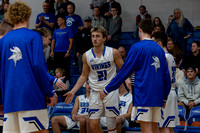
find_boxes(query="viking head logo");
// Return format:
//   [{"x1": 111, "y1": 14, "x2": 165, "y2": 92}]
[{"x1": 8, "y1": 46, "x2": 22, "y2": 67}]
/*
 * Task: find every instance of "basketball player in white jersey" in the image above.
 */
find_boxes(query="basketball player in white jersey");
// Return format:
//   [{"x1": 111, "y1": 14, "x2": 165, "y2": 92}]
[
  {"x1": 100, "y1": 83, "x2": 133, "y2": 133},
  {"x1": 65, "y1": 26, "x2": 131, "y2": 133},
  {"x1": 51, "y1": 81, "x2": 91, "y2": 133},
  {"x1": 152, "y1": 32, "x2": 179, "y2": 133}
]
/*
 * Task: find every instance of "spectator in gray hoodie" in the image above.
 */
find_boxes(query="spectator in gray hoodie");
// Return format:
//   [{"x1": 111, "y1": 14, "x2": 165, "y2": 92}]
[{"x1": 178, "y1": 66, "x2": 200, "y2": 114}]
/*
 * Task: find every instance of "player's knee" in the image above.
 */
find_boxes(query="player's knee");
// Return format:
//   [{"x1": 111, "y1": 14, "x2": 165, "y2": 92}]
[
  {"x1": 51, "y1": 116, "x2": 60, "y2": 125},
  {"x1": 79, "y1": 117, "x2": 87, "y2": 126},
  {"x1": 51, "y1": 116, "x2": 57, "y2": 124},
  {"x1": 106, "y1": 117, "x2": 116, "y2": 131},
  {"x1": 116, "y1": 116, "x2": 123, "y2": 125},
  {"x1": 89, "y1": 120, "x2": 99, "y2": 130}
]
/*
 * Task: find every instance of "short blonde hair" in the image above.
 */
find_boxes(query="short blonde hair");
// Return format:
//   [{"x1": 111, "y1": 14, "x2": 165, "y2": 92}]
[
  {"x1": 6, "y1": 1, "x2": 31, "y2": 25},
  {"x1": 91, "y1": 26, "x2": 107, "y2": 38},
  {"x1": 40, "y1": 27, "x2": 52, "y2": 37},
  {"x1": 55, "y1": 68, "x2": 65, "y2": 76}
]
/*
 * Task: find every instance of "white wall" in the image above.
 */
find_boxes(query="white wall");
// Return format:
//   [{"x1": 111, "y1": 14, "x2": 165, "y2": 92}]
[{"x1": 10, "y1": 0, "x2": 200, "y2": 31}]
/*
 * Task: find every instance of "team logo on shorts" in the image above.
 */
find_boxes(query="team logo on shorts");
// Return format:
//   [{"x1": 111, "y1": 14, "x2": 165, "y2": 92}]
[
  {"x1": 8, "y1": 46, "x2": 22, "y2": 67},
  {"x1": 151, "y1": 56, "x2": 160, "y2": 72}
]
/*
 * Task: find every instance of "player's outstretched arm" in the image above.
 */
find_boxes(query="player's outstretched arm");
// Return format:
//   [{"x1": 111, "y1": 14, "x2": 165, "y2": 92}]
[{"x1": 64, "y1": 53, "x2": 90, "y2": 104}]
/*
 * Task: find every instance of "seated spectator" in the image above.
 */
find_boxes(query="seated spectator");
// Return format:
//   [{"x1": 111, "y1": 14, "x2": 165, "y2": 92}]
[
  {"x1": 167, "y1": 8, "x2": 194, "y2": 56},
  {"x1": 167, "y1": 39, "x2": 184, "y2": 87},
  {"x1": 91, "y1": 6, "x2": 107, "y2": 29},
  {"x1": 132, "y1": 5, "x2": 151, "y2": 38},
  {"x1": 35, "y1": 1, "x2": 55, "y2": 31},
  {"x1": 77, "y1": 16, "x2": 93, "y2": 73},
  {"x1": 100, "y1": 83, "x2": 132, "y2": 133},
  {"x1": 51, "y1": 81, "x2": 91, "y2": 133},
  {"x1": 54, "y1": 68, "x2": 70, "y2": 102},
  {"x1": 178, "y1": 66, "x2": 200, "y2": 114},
  {"x1": 181, "y1": 41, "x2": 200, "y2": 75},
  {"x1": 101, "y1": 0, "x2": 121, "y2": 21},
  {"x1": 90, "y1": 0, "x2": 106, "y2": 9},
  {"x1": 50, "y1": 14, "x2": 73, "y2": 80},
  {"x1": 0, "y1": 20, "x2": 13, "y2": 39},
  {"x1": 167, "y1": 39, "x2": 183, "y2": 68},
  {"x1": 153, "y1": 17, "x2": 165, "y2": 32},
  {"x1": 175, "y1": 67, "x2": 185, "y2": 89},
  {"x1": 154, "y1": 25, "x2": 163, "y2": 32},
  {"x1": 106, "y1": 5, "x2": 122, "y2": 49}
]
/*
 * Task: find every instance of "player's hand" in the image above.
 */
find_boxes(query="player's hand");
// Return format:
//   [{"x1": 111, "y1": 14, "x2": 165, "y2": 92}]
[
  {"x1": 48, "y1": 93, "x2": 58, "y2": 106},
  {"x1": 125, "y1": 78, "x2": 132, "y2": 94},
  {"x1": 100, "y1": 90, "x2": 106, "y2": 100},
  {"x1": 72, "y1": 114, "x2": 79, "y2": 121},
  {"x1": 50, "y1": 51, "x2": 54, "y2": 57},
  {"x1": 39, "y1": 16, "x2": 44, "y2": 21},
  {"x1": 55, "y1": 76, "x2": 68, "y2": 90},
  {"x1": 104, "y1": 12, "x2": 111, "y2": 17},
  {"x1": 163, "y1": 102, "x2": 166, "y2": 109},
  {"x1": 64, "y1": 52, "x2": 70, "y2": 58},
  {"x1": 64, "y1": 91, "x2": 75, "y2": 104},
  {"x1": 188, "y1": 101, "x2": 195, "y2": 109}
]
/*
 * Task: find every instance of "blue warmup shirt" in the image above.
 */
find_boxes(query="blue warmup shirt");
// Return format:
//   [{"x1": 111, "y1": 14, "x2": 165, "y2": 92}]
[
  {"x1": 104, "y1": 40, "x2": 171, "y2": 107},
  {"x1": 52, "y1": 27, "x2": 74, "y2": 52},
  {"x1": 65, "y1": 14, "x2": 83, "y2": 35},
  {"x1": 0, "y1": 28, "x2": 55, "y2": 114},
  {"x1": 36, "y1": 12, "x2": 55, "y2": 30}
]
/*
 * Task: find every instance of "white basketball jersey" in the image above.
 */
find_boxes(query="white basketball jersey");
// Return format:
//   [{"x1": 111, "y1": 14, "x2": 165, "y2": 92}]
[
  {"x1": 120, "y1": 93, "x2": 132, "y2": 115},
  {"x1": 165, "y1": 52, "x2": 176, "y2": 84},
  {"x1": 77, "y1": 95, "x2": 89, "y2": 115},
  {"x1": 86, "y1": 46, "x2": 116, "y2": 91}
]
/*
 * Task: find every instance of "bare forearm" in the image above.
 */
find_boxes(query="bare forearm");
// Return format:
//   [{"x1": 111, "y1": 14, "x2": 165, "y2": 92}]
[
  {"x1": 35, "y1": 22, "x2": 41, "y2": 28},
  {"x1": 43, "y1": 20, "x2": 54, "y2": 28},
  {"x1": 71, "y1": 75, "x2": 87, "y2": 94}
]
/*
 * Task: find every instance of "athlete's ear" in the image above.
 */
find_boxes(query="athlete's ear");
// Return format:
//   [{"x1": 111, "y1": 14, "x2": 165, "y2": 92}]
[
  {"x1": 157, "y1": 41, "x2": 163, "y2": 47},
  {"x1": 103, "y1": 36, "x2": 106, "y2": 42}
]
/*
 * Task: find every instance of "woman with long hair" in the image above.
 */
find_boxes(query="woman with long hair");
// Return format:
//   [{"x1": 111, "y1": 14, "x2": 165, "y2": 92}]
[
  {"x1": 167, "y1": 8, "x2": 194, "y2": 56},
  {"x1": 167, "y1": 39, "x2": 183, "y2": 67},
  {"x1": 153, "y1": 17, "x2": 165, "y2": 32}
]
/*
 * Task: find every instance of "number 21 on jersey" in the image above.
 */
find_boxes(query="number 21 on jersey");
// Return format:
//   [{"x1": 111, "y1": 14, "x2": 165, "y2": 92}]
[{"x1": 97, "y1": 70, "x2": 107, "y2": 81}]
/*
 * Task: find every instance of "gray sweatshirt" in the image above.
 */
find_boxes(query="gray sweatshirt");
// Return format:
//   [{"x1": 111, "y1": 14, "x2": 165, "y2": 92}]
[
  {"x1": 107, "y1": 16, "x2": 122, "y2": 41},
  {"x1": 178, "y1": 77, "x2": 200, "y2": 105}
]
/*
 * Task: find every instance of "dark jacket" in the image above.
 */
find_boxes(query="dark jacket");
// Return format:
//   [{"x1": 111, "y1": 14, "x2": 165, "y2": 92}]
[
  {"x1": 76, "y1": 27, "x2": 93, "y2": 54},
  {"x1": 101, "y1": 1, "x2": 122, "y2": 19}
]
